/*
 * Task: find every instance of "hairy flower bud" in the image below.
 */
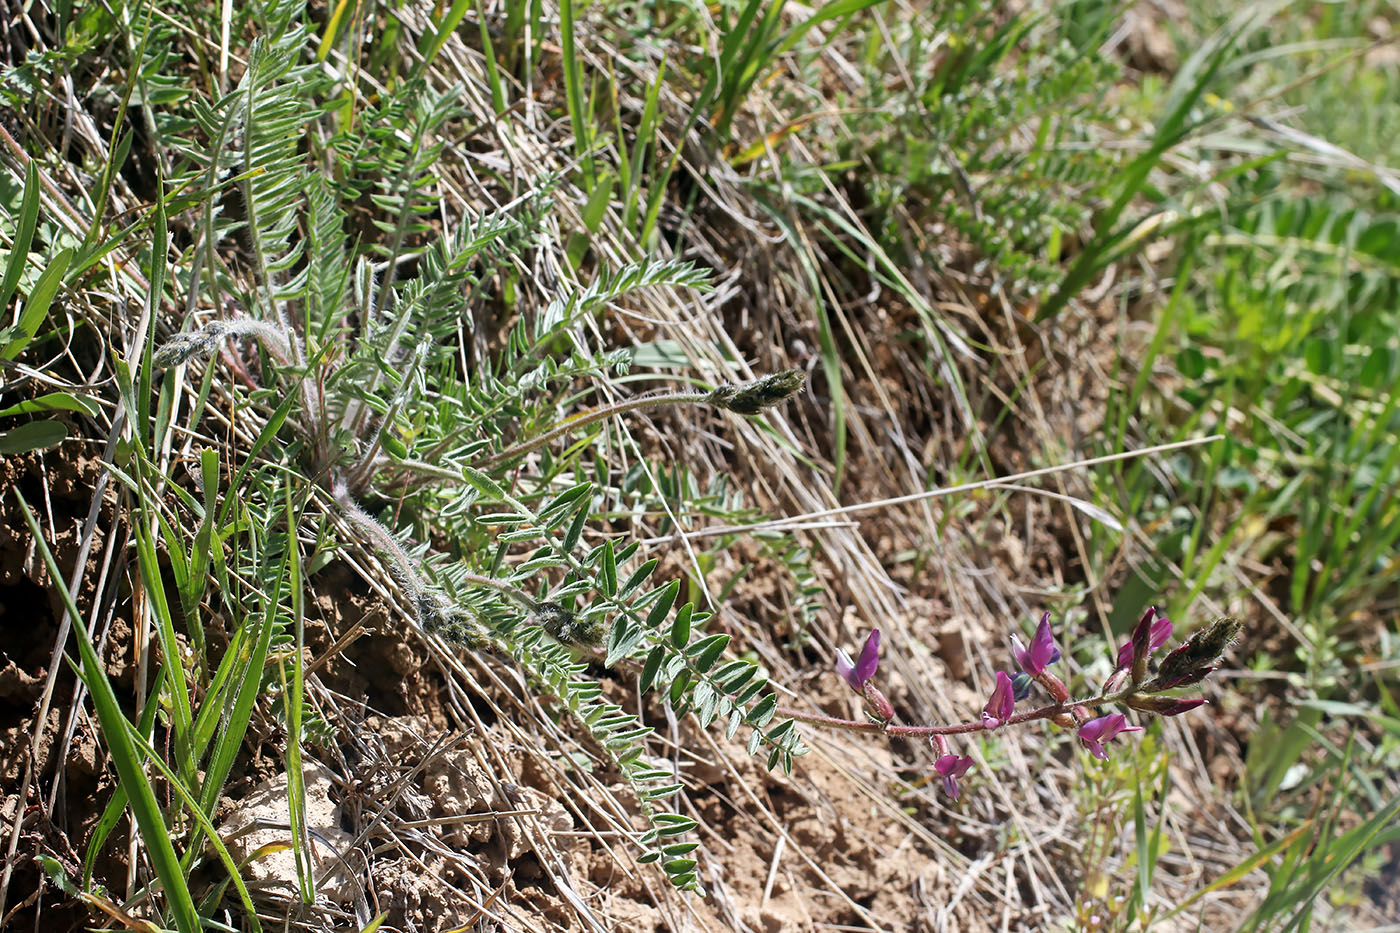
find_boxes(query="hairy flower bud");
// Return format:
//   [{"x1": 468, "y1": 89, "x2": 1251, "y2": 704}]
[
  {"x1": 153, "y1": 318, "x2": 293, "y2": 368},
  {"x1": 706, "y1": 369, "x2": 806, "y2": 415},
  {"x1": 153, "y1": 322, "x2": 230, "y2": 367},
  {"x1": 1146, "y1": 665, "x2": 1215, "y2": 692},
  {"x1": 416, "y1": 593, "x2": 485, "y2": 647},
  {"x1": 536, "y1": 602, "x2": 605, "y2": 647}
]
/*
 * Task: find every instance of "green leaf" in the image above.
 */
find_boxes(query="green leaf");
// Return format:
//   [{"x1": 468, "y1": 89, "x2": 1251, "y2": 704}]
[
  {"x1": 644, "y1": 783, "x2": 684, "y2": 800},
  {"x1": 687, "y1": 632, "x2": 731, "y2": 672},
  {"x1": 600, "y1": 539, "x2": 617, "y2": 596},
  {"x1": 0, "y1": 161, "x2": 41, "y2": 313},
  {"x1": 646, "y1": 579, "x2": 681, "y2": 630},
  {"x1": 1159, "y1": 822, "x2": 1314, "y2": 922},
  {"x1": 620, "y1": 558, "x2": 658, "y2": 598},
  {"x1": 85, "y1": 666, "x2": 167, "y2": 885},
  {"x1": 16, "y1": 494, "x2": 203, "y2": 933},
  {"x1": 639, "y1": 645, "x2": 666, "y2": 693},
  {"x1": 745, "y1": 693, "x2": 777, "y2": 727},
  {"x1": 2, "y1": 247, "x2": 73, "y2": 361},
  {"x1": 668, "y1": 670, "x2": 691, "y2": 705},
  {"x1": 563, "y1": 503, "x2": 588, "y2": 553},
  {"x1": 653, "y1": 813, "x2": 697, "y2": 835},
  {"x1": 0, "y1": 419, "x2": 67, "y2": 454},
  {"x1": 418, "y1": 0, "x2": 471, "y2": 65},
  {"x1": 461, "y1": 465, "x2": 508, "y2": 502},
  {"x1": 669, "y1": 602, "x2": 692, "y2": 649},
  {"x1": 719, "y1": 661, "x2": 756, "y2": 691},
  {"x1": 605, "y1": 620, "x2": 645, "y2": 667},
  {"x1": 692, "y1": 681, "x2": 718, "y2": 728},
  {"x1": 0, "y1": 392, "x2": 100, "y2": 418}
]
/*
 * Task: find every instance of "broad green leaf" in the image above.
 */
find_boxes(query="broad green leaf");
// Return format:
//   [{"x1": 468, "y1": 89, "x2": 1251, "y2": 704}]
[
  {"x1": 0, "y1": 419, "x2": 67, "y2": 453},
  {"x1": 2, "y1": 247, "x2": 73, "y2": 361},
  {"x1": 0, "y1": 392, "x2": 100, "y2": 418}
]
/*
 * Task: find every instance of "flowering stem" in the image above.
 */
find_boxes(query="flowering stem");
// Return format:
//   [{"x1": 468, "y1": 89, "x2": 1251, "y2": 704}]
[
  {"x1": 476, "y1": 390, "x2": 709, "y2": 469},
  {"x1": 776, "y1": 691, "x2": 1127, "y2": 738},
  {"x1": 458, "y1": 570, "x2": 542, "y2": 609}
]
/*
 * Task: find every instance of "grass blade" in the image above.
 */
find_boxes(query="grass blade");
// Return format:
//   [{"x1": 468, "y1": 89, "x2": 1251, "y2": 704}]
[
  {"x1": 15, "y1": 492, "x2": 202, "y2": 933},
  {"x1": 0, "y1": 161, "x2": 41, "y2": 314},
  {"x1": 1, "y1": 247, "x2": 73, "y2": 362}
]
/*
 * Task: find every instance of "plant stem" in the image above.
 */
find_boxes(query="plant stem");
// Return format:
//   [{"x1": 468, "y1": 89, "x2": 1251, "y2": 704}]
[
  {"x1": 332, "y1": 483, "x2": 426, "y2": 603},
  {"x1": 476, "y1": 390, "x2": 709, "y2": 469},
  {"x1": 458, "y1": 570, "x2": 541, "y2": 610},
  {"x1": 777, "y1": 691, "x2": 1125, "y2": 738}
]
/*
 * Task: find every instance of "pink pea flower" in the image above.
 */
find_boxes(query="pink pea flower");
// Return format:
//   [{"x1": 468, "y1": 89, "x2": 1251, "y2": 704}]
[
  {"x1": 1116, "y1": 607, "x2": 1173, "y2": 672},
  {"x1": 1012, "y1": 611, "x2": 1061, "y2": 676},
  {"x1": 934, "y1": 754, "x2": 974, "y2": 800},
  {"x1": 836, "y1": 629, "x2": 881, "y2": 692},
  {"x1": 1077, "y1": 713, "x2": 1144, "y2": 760},
  {"x1": 981, "y1": 671, "x2": 1016, "y2": 730}
]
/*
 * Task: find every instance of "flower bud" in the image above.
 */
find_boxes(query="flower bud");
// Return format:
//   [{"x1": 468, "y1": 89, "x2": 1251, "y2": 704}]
[
  {"x1": 706, "y1": 369, "x2": 806, "y2": 415},
  {"x1": 416, "y1": 593, "x2": 485, "y2": 647},
  {"x1": 536, "y1": 602, "x2": 605, "y2": 647},
  {"x1": 863, "y1": 683, "x2": 895, "y2": 724},
  {"x1": 1038, "y1": 671, "x2": 1070, "y2": 704}
]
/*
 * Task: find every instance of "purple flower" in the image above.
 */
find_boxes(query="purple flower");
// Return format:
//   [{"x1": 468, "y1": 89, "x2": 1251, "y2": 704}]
[
  {"x1": 1116, "y1": 607, "x2": 1173, "y2": 671},
  {"x1": 934, "y1": 754, "x2": 974, "y2": 800},
  {"x1": 836, "y1": 629, "x2": 881, "y2": 692},
  {"x1": 1077, "y1": 713, "x2": 1144, "y2": 760},
  {"x1": 981, "y1": 671, "x2": 1015, "y2": 730},
  {"x1": 1011, "y1": 611, "x2": 1061, "y2": 676}
]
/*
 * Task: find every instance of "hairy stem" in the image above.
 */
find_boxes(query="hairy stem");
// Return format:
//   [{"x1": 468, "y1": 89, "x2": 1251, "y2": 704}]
[
  {"x1": 331, "y1": 482, "x2": 426, "y2": 604},
  {"x1": 458, "y1": 570, "x2": 540, "y2": 610},
  {"x1": 476, "y1": 390, "x2": 709, "y2": 469},
  {"x1": 777, "y1": 691, "x2": 1125, "y2": 738}
]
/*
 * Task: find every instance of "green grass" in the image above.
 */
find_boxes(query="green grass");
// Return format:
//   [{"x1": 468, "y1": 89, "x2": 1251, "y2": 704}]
[{"x1": 1085, "y1": 0, "x2": 1400, "y2": 920}]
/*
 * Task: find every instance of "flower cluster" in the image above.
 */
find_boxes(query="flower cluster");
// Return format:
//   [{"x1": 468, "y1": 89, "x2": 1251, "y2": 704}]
[{"x1": 820, "y1": 607, "x2": 1239, "y2": 801}]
